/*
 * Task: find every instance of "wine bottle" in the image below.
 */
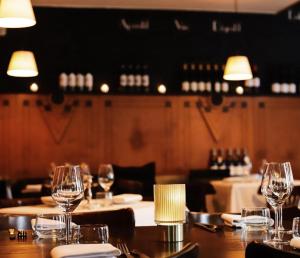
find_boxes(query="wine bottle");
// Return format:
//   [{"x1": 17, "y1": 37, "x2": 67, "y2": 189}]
[
  {"x1": 190, "y1": 63, "x2": 198, "y2": 93},
  {"x1": 221, "y1": 64, "x2": 229, "y2": 94},
  {"x1": 127, "y1": 65, "x2": 135, "y2": 92},
  {"x1": 205, "y1": 64, "x2": 212, "y2": 94},
  {"x1": 142, "y1": 64, "x2": 150, "y2": 93},
  {"x1": 209, "y1": 148, "x2": 218, "y2": 170},
  {"x1": 213, "y1": 64, "x2": 221, "y2": 94},
  {"x1": 119, "y1": 64, "x2": 127, "y2": 92},
  {"x1": 252, "y1": 65, "x2": 261, "y2": 95},
  {"x1": 197, "y1": 64, "x2": 206, "y2": 93},
  {"x1": 135, "y1": 64, "x2": 142, "y2": 93},
  {"x1": 217, "y1": 149, "x2": 226, "y2": 170},
  {"x1": 181, "y1": 63, "x2": 190, "y2": 93}
]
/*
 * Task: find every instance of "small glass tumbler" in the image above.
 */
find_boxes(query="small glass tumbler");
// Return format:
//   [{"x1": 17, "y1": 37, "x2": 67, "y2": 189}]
[
  {"x1": 292, "y1": 217, "x2": 300, "y2": 238},
  {"x1": 96, "y1": 191, "x2": 113, "y2": 207},
  {"x1": 33, "y1": 213, "x2": 66, "y2": 239},
  {"x1": 79, "y1": 224, "x2": 109, "y2": 243},
  {"x1": 241, "y1": 207, "x2": 271, "y2": 231}
]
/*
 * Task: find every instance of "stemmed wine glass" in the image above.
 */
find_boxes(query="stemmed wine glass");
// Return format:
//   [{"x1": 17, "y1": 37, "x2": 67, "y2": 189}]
[
  {"x1": 51, "y1": 165, "x2": 84, "y2": 243},
  {"x1": 98, "y1": 164, "x2": 114, "y2": 192},
  {"x1": 261, "y1": 162, "x2": 294, "y2": 244}
]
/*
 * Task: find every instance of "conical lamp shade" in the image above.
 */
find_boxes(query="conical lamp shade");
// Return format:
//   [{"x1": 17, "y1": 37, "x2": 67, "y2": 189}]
[
  {"x1": 7, "y1": 51, "x2": 38, "y2": 77},
  {"x1": 0, "y1": 0, "x2": 36, "y2": 28},
  {"x1": 223, "y1": 55, "x2": 253, "y2": 81}
]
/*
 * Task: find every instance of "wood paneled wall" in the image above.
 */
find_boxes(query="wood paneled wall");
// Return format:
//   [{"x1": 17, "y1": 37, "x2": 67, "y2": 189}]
[{"x1": 0, "y1": 94, "x2": 300, "y2": 179}]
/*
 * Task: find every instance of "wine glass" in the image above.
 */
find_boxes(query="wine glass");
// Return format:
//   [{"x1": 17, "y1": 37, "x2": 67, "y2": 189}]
[
  {"x1": 51, "y1": 165, "x2": 84, "y2": 243},
  {"x1": 278, "y1": 162, "x2": 294, "y2": 232},
  {"x1": 98, "y1": 164, "x2": 114, "y2": 192},
  {"x1": 261, "y1": 162, "x2": 294, "y2": 244}
]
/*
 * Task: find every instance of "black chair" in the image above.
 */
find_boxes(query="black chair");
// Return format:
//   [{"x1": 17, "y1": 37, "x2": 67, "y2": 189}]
[
  {"x1": 72, "y1": 208, "x2": 135, "y2": 236},
  {"x1": 0, "y1": 197, "x2": 42, "y2": 208},
  {"x1": 186, "y1": 180, "x2": 215, "y2": 212},
  {"x1": 285, "y1": 185, "x2": 300, "y2": 208},
  {"x1": 189, "y1": 169, "x2": 230, "y2": 182},
  {"x1": 246, "y1": 241, "x2": 300, "y2": 258},
  {"x1": 166, "y1": 243, "x2": 199, "y2": 258},
  {"x1": 11, "y1": 178, "x2": 49, "y2": 198},
  {"x1": 112, "y1": 162, "x2": 156, "y2": 198},
  {"x1": 0, "y1": 179, "x2": 12, "y2": 199}
]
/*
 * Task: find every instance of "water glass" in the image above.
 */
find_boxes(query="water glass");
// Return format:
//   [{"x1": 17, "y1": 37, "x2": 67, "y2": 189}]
[
  {"x1": 33, "y1": 214, "x2": 66, "y2": 239},
  {"x1": 79, "y1": 224, "x2": 109, "y2": 243},
  {"x1": 241, "y1": 207, "x2": 271, "y2": 231},
  {"x1": 292, "y1": 217, "x2": 300, "y2": 238},
  {"x1": 96, "y1": 191, "x2": 113, "y2": 207}
]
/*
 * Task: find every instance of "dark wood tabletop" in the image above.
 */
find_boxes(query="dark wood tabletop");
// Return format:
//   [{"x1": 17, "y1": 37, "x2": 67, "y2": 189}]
[{"x1": 0, "y1": 212, "x2": 296, "y2": 258}]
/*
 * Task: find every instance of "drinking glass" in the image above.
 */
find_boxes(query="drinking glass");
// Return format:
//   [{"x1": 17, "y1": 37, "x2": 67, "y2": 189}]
[
  {"x1": 261, "y1": 162, "x2": 294, "y2": 244},
  {"x1": 241, "y1": 207, "x2": 271, "y2": 231},
  {"x1": 278, "y1": 162, "x2": 294, "y2": 231},
  {"x1": 98, "y1": 164, "x2": 114, "y2": 192},
  {"x1": 51, "y1": 165, "x2": 84, "y2": 243}
]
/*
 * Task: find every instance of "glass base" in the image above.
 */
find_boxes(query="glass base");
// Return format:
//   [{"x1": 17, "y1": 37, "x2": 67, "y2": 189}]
[{"x1": 263, "y1": 239, "x2": 290, "y2": 246}]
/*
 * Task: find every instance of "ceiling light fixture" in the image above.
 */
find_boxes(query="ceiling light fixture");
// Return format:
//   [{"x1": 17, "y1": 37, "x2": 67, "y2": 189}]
[
  {"x1": 7, "y1": 51, "x2": 38, "y2": 77},
  {"x1": 0, "y1": 0, "x2": 36, "y2": 28},
  {"x1": 223, "y1": 0, "x2": 253, "y2": 81}
]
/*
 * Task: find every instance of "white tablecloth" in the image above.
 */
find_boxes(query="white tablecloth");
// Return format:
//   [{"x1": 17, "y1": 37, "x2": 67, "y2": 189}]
[
  {"x1": 206, "y1": 178, "x2": 300, "y2": 213},
  {"x1": 0, "y1": 200, "x2": 155, "y2": 227}
]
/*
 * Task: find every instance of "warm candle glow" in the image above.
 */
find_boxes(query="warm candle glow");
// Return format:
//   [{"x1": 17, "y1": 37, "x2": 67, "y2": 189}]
[
  {"x1": 223, "y1": 55, "x2": 253, "y2": 81},
  {"x1": 154, "y1": 184, "x2": 186, "y2": 225},
  {"x1": 0, "y1": 0, "x2": 36, "y2": 28},
  {"x1": 7, "y1": 51, "x2": 38, "y2": 77}
]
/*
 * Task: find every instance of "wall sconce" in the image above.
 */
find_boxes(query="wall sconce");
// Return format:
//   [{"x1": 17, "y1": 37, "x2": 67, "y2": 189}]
[
  {"x1": 7, "y1": 51, "x2": 38, "y2": 77},
  {"x1": 0, "y1": 0, "x2": 36, "y2": 28},
  {"x1": 154, "y1": 184, "x2": 186, "y2": 242}
]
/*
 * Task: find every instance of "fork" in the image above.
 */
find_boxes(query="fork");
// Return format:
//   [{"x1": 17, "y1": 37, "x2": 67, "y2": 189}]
[{"x1": 116, "y1": 242, "x2": 134, "y2": 258}]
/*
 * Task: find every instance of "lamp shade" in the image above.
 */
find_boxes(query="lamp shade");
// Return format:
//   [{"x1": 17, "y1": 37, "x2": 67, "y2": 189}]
[
  {"x1": 223, "y1": 55, "x2": 253, "y2": 81},
  {"x1": 154, "y1": 184, "x2": 186, "y2": 225},
  {"x1": 7, "y1": 51, "x2": 38, "y2": 77},
  {"x1": 0, "y1": 0, "x2": 36, "y2": 28}
]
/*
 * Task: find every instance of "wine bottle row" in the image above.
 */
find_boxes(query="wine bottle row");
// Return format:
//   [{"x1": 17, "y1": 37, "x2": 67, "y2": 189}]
[
  {"x1": 180, "y1": 63, "x2": 261, "y2": 95},
  {"x1": 209, "y1": 148, "x2": 252, "y2": 176},
  {"x1": 118, "y1": 64, "x2": 151, "y2": 93},
  {"x1": 59, "y1": 73, "x2": 94, "y2": 92}
]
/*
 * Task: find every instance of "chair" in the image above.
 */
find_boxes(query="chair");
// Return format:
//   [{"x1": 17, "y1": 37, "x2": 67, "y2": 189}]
[
  {"x1": 246, "y1": 241, "x2": 300, "y2": 258},
  {"x1": 11, "y1": 178, "x2": 49, "y2": 198},
  {"x1": 285, "y1": 185, "x2": 300, "y2": 208},
  {"x1": 186, "y1": 180, "x2": 216, "y2": 212},
  {"x1": 0, "y1": 179, "x2": 12, "y2": 199},
  {"x1": 72, "y1": 208, "x2": 135, "y2": 236},
  {"x1": 112, "y1": 162, "x2": 156, "y2": 198},
  {"x1": 166, "y1": 243, "x2": 199, "y2": 258}
]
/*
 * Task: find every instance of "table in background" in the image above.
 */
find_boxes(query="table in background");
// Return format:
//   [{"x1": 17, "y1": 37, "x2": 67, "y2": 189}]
[
  {"x1": 0, "y1": 200, "x2": 155, "y2": 227},
  {"x1": 206, "y1": 178, "x2": 300, "y2": 213}
]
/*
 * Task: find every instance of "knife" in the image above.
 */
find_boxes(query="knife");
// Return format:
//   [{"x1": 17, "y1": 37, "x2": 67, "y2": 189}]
[{"x1": 194, "y1": 222, "x2": 222, "y2": 233}]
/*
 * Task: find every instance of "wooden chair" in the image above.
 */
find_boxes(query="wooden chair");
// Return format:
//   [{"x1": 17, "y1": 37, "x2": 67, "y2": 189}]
[
  {"x1": 166, "y1": 243, "x2": 199, "y2": 258},
  {"x1": 246, "y1": 241, "x2": 300, "y2": 258},
  {"x1": 72, "y1": 208, "x2": 135, "y2": 236}
]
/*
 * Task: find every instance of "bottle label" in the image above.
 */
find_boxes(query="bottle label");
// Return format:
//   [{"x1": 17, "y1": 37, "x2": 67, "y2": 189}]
[
  {"x1": 120, "y1": 74, "x2": 127, "y2": 87},
  {"x1": 128, "y1": 74, "x2": 135, "y2": 87},
  {"x1": 214, "y1": 82, "x2": 221, "y2": 93},
  {"x1": 206, "y1": 82, "x2": 212, "y2": 92},
  {"x1": 198, "y1": 82, "x2": 205, "y2": 92},
  {"x1": 191, "y1": 81, "x2": 198, "y2": 92},
  {"x1": 142, "y1": 75, "x2": 150, "y2": 87},
  {"x1": 135, "y1": 74, "x2": 142, "y2": 87}
]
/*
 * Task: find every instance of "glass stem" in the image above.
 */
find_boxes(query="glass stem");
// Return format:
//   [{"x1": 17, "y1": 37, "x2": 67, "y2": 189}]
[
  {"x1": 278, "y1": 204, "x2": 284, "y2": 230},
  {"x1": 65, "y1": 211, "x2": 72, "y2": 244},
  {"x1": 273, "y1": 206, "x2": 280, "y2": 241}
]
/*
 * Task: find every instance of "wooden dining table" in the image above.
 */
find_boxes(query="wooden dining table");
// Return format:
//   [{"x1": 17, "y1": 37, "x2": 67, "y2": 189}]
[{"x1": 0, "y1": 213, "x2": 248, "y2": 258}]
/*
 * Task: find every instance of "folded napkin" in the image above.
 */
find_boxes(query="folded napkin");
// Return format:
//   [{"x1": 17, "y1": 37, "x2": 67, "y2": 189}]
[
  {"x1": 290, "y1": 237, "x2": 300, "y2": 249},
  {"x1": 31, "y1": 218, "x2": 77, "y2": 230},
  {"x1": 221, "y1": 213, "x2": 242, "y2": 227},
  {"x1": 113, "y1": 194, "x2": 143, "y2": 204},
  {"x1": 51, "y1": 244, "x2": 121, "y2": 258}
]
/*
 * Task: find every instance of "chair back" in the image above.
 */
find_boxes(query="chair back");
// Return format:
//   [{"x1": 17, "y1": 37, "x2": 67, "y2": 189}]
[
  {"x1": 72, "y1": 208, "x2": 135, "y2": 236},
  {"x1": 285, "y1": 185, "x2": 300, "y2": 208},
  {"x1": 166, "y1": 243, "x2": 199, "y2": 258},
  {"x1": 246, "y1": 241, "x2": 300, "y2": 258}
]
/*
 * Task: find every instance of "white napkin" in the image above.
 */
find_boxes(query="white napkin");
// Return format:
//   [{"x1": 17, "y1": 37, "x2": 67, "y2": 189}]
[
  {"x1": 31, "y1": 218, "x2": 77, "y2": 230},
  {"x1": 290, "y1": 237, "x2": 300, "y2": 249},
  {"x1": 113, "y1": 194, "x2": 143, "y2": 204},
  {"x1": 221, "y1": 213, "x2": 242, "y2": 227},
  {"x1": 50, "y1": 244, "x2": 121, "y2": 258},
  {"x1": 21, "y1": 184, "x2": 42, "y2": 193}
]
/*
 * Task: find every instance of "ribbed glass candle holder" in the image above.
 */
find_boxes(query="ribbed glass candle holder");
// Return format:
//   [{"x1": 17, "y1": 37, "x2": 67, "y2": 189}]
[{"x1": 154, "y1": 184, "x2": 186, "y2": 225}]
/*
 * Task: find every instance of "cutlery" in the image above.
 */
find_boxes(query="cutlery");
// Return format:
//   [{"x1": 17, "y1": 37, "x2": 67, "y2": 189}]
[
  {"x1": 131, "y1": 249, "x2": 151, "y2": 258},
  {"x1": 117, "y1": 242, "x2": 135, "y2": 258},
  {"x1": 194, "y1": 222, "x2": 222, "y2": 233}
]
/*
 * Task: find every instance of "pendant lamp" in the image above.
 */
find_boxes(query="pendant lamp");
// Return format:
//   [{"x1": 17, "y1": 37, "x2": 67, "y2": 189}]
[
  {"x1": 0, "y1": 0, "x2": 36, "y2": 28},
  {"x1": 7, "y1": 51, "x2": 38, "y2": 77},
  {"x1": 223, "y1": 55, "x2": 253, "y2": 81}
]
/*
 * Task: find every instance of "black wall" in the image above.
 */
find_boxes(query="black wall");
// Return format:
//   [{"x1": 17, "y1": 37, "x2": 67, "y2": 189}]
[{"x1": 0, "y1": 7, "x2": 300, "y2": 94}]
